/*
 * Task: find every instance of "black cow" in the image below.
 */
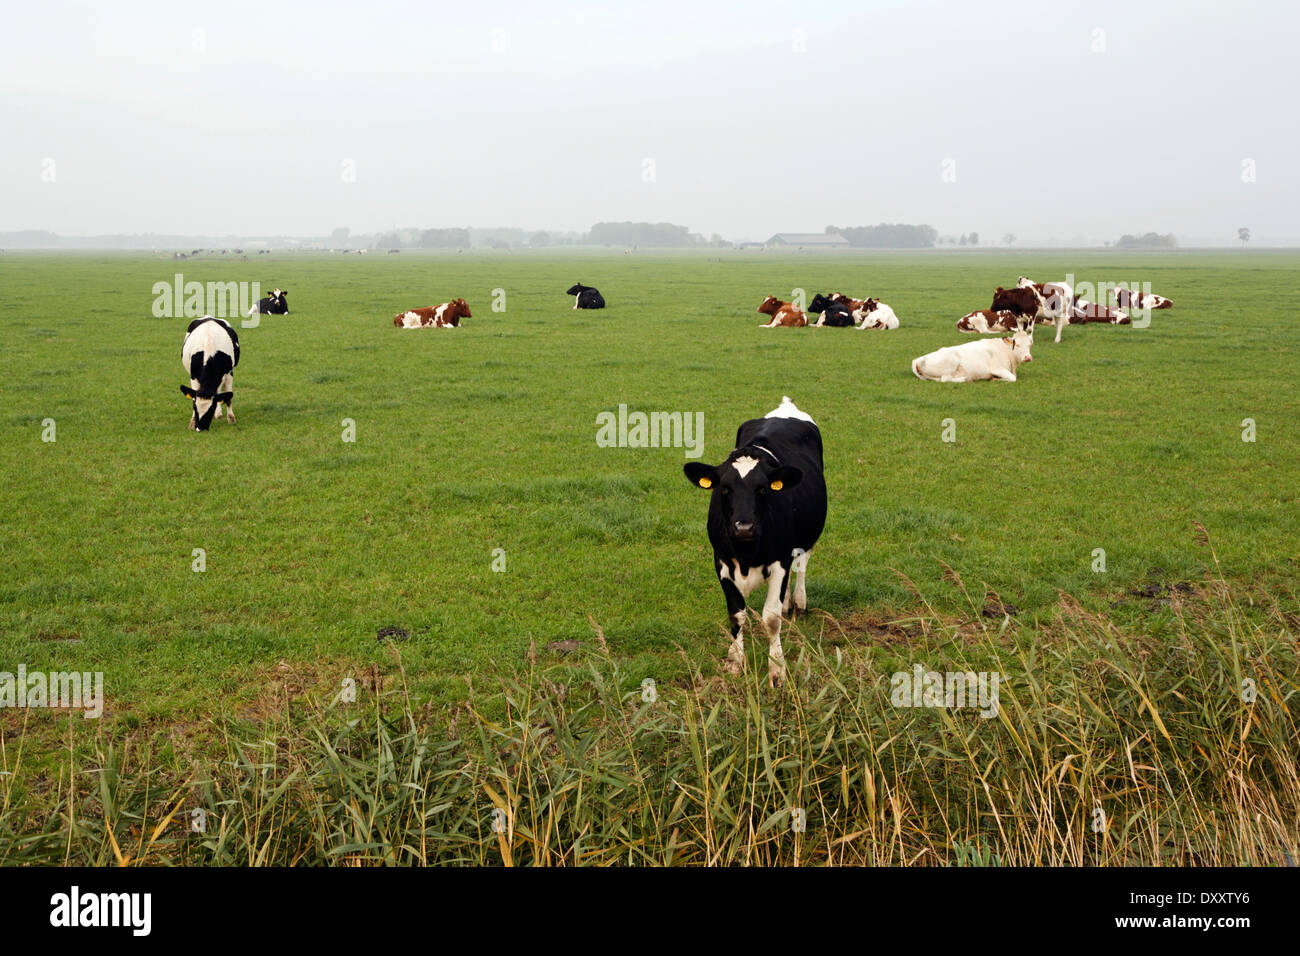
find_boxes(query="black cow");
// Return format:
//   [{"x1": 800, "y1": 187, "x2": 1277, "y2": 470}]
[
  {"x1": 683, "y1": 396, "x2": 827, "y2": 686},
  {"x1": 566, "y1": 283, "x2": 605, "y2": 309},
  {"x1": 179, "y1": 316, "x2": 240, "y2": 431},
  {"x1": 248, "y1": 288, "x2": 289, "y2": 316},
  {"x1": 808, "y1": 293, "x2": 855, "y2": 327}
]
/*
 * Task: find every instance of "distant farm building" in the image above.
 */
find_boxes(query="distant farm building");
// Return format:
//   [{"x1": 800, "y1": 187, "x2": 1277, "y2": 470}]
[{"x1": 764, "y1": 233, "x2": 851, "y2": 249}]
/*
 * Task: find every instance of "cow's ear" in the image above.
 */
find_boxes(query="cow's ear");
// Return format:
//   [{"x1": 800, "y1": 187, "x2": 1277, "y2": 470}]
[
  {"x1": 767, "y1": 465, "x2": 803, "y2": 491},
  {"x1": 180, "y1": 385, "x2": 197, "y2": 398},
  {"x1": 684, "y1": 462, "x2": 719, "y2": 490}
]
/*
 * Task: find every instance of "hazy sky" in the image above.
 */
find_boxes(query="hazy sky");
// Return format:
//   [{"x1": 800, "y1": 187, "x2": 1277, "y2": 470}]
[{"x1": 2, "y1": 0, "x2": 1295, "y2": 241}]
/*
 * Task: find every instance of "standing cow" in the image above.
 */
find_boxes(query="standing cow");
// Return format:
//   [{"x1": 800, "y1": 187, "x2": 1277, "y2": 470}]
[
  {"x1": 180, "y1": 316, "x2": 240, "y2": 430},
  {"x1": 683, "y1": 396, "x2": 827, "y2": 686},
  {"x1": 1017, "y1": 276, "x2": 1074, "y2": 342}
]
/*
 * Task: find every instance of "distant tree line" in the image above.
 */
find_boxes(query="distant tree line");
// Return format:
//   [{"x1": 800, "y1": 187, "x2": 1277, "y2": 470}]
[
  {"x1": 1115, "y1": 232, "x2": 1177, "y2": 249},
  {"x1": 824, "y1": 224, "x2": 939, "y2": 248}
]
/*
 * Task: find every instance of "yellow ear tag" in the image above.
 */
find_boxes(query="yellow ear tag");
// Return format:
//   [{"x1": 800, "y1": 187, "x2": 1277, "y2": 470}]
[
  {"x1": 769, "y1": 480, "x2": 784, "y2": 491},
  {"x1": 698, "y1": 477, "x2": 712, "y2": 489}
]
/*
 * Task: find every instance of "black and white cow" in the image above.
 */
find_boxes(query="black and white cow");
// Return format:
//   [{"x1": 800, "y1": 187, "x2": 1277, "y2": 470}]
[
  {"x1": 180, "y1": 316, "x2": 240, "y2": 431},
  {"x1": 566, "y1": 283, "x2": 605, "y2": 309},
  {"x1": 247, "y1": 288, "x2": 289, "y2": 316},
  {"x1": 807, "y1": 294, "x2": 855, "y2": 327},
  {"x1": 683, "y1": 396, "x2": 827, "y2": 686}
]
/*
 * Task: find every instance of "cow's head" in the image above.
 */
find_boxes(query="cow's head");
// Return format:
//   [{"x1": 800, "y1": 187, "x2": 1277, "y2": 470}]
[
  {"x1": 861, "y1": 298, "x2": 879, "y2": 313},
  {"x1": 1016, "y1": 276, "x2": 1035, "y2": 289},
  {"x1": 179, "y1": 386, "x2": 232, "y2": 431},
  {"x1": 757, "y1": 295, "x2": 782, "y2": 315},
  {"x1": 808, "y1": 293, "x2": 833, "y2": 314},
  {"x1": 1006, "y1": 328, "x2": 1034, "y2": 363},
  {"x1": 685, "y1": 451, "x2": 804, "y2": 546},
  {"x1": 566, "y1": 283, "x2": 588, "y2": 296},
  {"x1": 454, "y1": 297, "x2": 471, "y2": 318}
]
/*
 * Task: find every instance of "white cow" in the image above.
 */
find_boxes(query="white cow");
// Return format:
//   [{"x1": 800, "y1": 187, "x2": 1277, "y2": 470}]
[
  {"x1": 854, "y1": 298, "x2": 900, "y2": 330},
  {"x1": 912, "y1": 330, "x2": 1034, "y2": 382},
  {"x1": 1017, "y1": 276, "x2": 1073, "y2": 343}
]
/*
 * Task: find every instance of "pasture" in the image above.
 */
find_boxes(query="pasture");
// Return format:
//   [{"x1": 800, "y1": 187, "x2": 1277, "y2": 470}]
[{"x1": 1, "y1": 249, "x2": 1297, "y2": 864}]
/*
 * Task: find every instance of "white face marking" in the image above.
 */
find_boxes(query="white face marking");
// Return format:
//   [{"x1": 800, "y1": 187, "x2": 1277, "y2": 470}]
[{"x1": 731, "y1": 455, "x2": 760, "y2": 478}]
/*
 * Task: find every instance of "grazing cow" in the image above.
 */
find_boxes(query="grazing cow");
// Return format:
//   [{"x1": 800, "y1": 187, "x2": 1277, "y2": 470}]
[
  {"x1": 854, "y1": 298, "x2": 900, "y2": 329},
  {"x1": 683, "y1": 396, "x2": 827, "y2": 686},
  {"x1": 829, "y1": 292, "x2": 867, "y2": 311},
  {"x1": 566, "y1": 283, "x2": 606, "y2": 309},
  {"x1": 1068, "y1": 300, "x2": 1130, "y2": 324},
  {"x1": 179, "y1": 316, "x2": 240, "y2": 430},
  {"x1": 912, "y1": 328, "x2": 1034, "y2": 382},
  {"x1": 248, "y1": 288, "x2": 289, "y2": 316},
  {"x1": 393, "y1": 298, "x2": 471, "y2": 328},
  {"x1": 757, "y1": 296, "x2": 807, "y2": 327},
  {"x1": 387, "y1": 249, "x2": 400, "y2": 255},
  {"x1": 1016, "y1": 276, "x2": 1074, "y2": 343},
  {"x1": 957, "y1": 309, "x2": 1023, "y2": 333},
  {"x1": 1113, "y1": 287, "x2": 1172, "y2": 311}
]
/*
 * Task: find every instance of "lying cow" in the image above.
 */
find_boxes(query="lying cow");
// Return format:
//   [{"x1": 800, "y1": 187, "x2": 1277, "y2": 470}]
[
  {"x1": 1113, "y1": 288, "x2": 1172, "y2": 311},
  {"x1": 757, "y1": 296, "x2": 808, "y2": 327},
  {"x1": 829, "y1": 292, "x2": 867, "y2": 311},
  {"x1": 1069, "y1": 299, "x2": 1130, "y2": 324},
  {"x1": 683, "y1": 396, "x2": 827, "y2": 686},
  {"x1": 807, "y1": 294, "x2": 855, "y2": 326},
  {"x1": 393, "y1": 298, "x2": 471, "y2": 328},
  {"x1": 1016, "y1": 276, "x2": 1074, "y2": 343},
  {"x1": 180, "y1": 316, "x2": 240, "y2": 430},
  {"x1": 854, "y1": 298, "x2": 900, "y2": 329},
  {"x1": 957, "y1": 309, "x2": 1023, "y2": 333},
  {"x1": 247, "y1": 288, "x2": 289, "y2": 316},
  {"x1": 567, "y1": 283, "x2": 606, "y2": 309},
  {"x1": 912, "y1": 329, "x2": 1034, "y2": 382}
]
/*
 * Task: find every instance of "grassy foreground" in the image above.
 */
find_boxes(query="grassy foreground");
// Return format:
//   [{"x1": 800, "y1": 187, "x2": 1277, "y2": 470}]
[{"x1": 1, "y1": 559, "x2": 1295, "y2": 865}]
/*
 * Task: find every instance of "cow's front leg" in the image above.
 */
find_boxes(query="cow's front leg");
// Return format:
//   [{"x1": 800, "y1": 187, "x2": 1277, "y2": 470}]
[
  {"x1": 762, "y1": 562, "x2": 790, "y2": 687},
  {"x1": 720, "y1": 575, "x2": 747, "y2": 675},
  {"x1": 224, "y1": 401, "x2": 236, "y2": 425}
]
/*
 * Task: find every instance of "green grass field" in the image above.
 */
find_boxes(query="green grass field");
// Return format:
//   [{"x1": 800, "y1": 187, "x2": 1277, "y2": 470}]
[
  {"x1": 3, "y1": 249, "x2": 1298, "y2": 723},
  {"x1": 2, "y1": 249, "x2": 1297, "y2": 864}
]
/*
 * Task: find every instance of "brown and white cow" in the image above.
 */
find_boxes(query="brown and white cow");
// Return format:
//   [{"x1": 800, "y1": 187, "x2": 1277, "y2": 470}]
[
  {"x1": 757, "y1": 296, "x2": 807, "y2": 327},
  {"x1": 1113, "y1": 288, "x2": 1172, "y2": 311},
  {"x1": 394, "y1": 298, "x2": 471, "y2": 328},
  {"x1": 957, "y1": 309, "x2": 1023, "y2": 333},
  {"x1": 829, "y1": 292, "x2": 867, "y2": 311},
  {"x1": 1069, "y1": 300, "x2": 1130, "y2": 324},
  {"x1": 1016, "y1": 276, "x2": 1074, "y2": 343}
]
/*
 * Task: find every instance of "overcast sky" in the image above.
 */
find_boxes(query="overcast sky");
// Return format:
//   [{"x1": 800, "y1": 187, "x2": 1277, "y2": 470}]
[{"x1": 1, "y1": 0, "x2": 1295, "y2": 242}]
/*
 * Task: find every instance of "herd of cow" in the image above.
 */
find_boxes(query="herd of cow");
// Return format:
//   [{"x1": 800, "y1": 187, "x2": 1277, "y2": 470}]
[{"x1": 176, "y1": 269, "x2": 1171, "y2": 682}]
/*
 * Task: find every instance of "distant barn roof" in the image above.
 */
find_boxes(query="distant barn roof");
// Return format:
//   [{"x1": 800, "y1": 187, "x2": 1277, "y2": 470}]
[{"x1": 765, "y1": 233, "x2": 850, "y2": 246}]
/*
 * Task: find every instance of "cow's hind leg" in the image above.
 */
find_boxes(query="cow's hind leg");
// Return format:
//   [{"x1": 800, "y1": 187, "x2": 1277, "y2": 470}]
[{"x1": 792, "y1": 549, "x2": 810, "y2": 615}]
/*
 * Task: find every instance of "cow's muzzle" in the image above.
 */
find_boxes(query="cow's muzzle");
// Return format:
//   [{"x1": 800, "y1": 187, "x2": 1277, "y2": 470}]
[{"x1": 731, "y1": 521, "x2": 757, "y2": 541}]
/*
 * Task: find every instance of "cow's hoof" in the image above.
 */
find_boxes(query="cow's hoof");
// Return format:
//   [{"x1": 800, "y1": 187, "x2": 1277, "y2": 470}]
[
  {"x1": 226, "y1": 414, "x2": 236, "y2": 425},
  {"x1": 768, "y1": 663, "x2": 787, "y2": 688},
  {"x1": 722, "y1": 656, "x2": 744, "y2": 676}
]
